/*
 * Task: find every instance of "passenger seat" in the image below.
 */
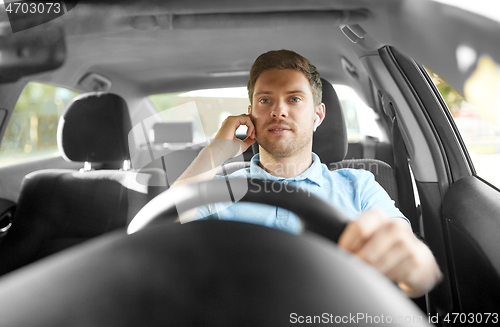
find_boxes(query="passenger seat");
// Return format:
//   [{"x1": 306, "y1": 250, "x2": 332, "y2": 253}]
[{"x1": 0, "y1": 93, "x2": 162, "y2": 275}]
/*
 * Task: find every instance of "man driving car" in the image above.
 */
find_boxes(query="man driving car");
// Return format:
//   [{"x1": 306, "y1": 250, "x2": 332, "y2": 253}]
[{"x1": 172, "y1": 49, "x2": 442, "y2": 298}]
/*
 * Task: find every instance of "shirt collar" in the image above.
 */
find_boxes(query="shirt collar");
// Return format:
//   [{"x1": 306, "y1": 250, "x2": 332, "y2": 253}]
[{"x1": 249, "y1": 152, "x2": 324, "y2": 187}]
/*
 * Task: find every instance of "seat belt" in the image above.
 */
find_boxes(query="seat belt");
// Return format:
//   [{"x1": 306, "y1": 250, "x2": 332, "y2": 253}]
[
  {"x1": 363, "y1": 135, "x2": 377, "y2": 159},
  {"x1": 380, "y1": 92, "x2": 419, "y2": 232},
  {"x1": 392, "y1": 117, "x2": 419, "y2": 232}
]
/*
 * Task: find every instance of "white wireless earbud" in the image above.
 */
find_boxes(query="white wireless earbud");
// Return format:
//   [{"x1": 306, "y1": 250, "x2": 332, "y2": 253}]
[{"x1": 313, "y1": 114, "x2": 320, "y2": 132}]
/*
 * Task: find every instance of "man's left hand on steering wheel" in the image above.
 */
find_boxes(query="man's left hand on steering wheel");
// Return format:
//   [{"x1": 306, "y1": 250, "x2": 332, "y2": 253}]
[{"x1": 339, "y1": 209, "x2": 442, "y2": 298}]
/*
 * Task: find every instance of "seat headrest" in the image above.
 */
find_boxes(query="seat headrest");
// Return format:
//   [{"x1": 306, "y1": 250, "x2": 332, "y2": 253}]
[
  {"x1": 57, "y1": 93, "x2": 132, "y2": 163},
  {"x1": 312, "y1": 79, "x2": 348, "y2": 163}
]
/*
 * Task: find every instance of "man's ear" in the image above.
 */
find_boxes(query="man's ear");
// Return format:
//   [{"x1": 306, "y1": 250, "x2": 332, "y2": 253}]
[
  {"x1": 248, "y1": 105, "x2": 252, "y2": 116},
  {"x1": 315, "y1": 103, "x2": 326, "y2": 127}
]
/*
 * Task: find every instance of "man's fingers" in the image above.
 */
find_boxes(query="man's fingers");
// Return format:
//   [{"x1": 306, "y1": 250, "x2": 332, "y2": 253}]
[
  {"x1": 240, "y1": 135, "x2": 256, "y2": 152},
  {"x1": 338, "y1": 208, "x2": 386, "y2": 253},
  {"x1": 342, "y1": 215, "x2": 418, "y2": 281},
  {"x1": 338, "y1": 208, "x2": 442, "y2": 298},
  {"x1": 246, "y1": 123, "x2": 255, "y2": 139},
  {"x1": 356, "y1": 218, "x2": 412, "y2": 267},
  {"x1": 384, "y1": 251, "x2": 414, "y2": 281},
  {"x1": 216, "y1": 114, "x2": 255, "y2": 140},
  {"x1": 372, "y1": 241, "x2": 412, "y2": 277},
  {"x1": 233, "y1": 114, "x2": 255, "y2": 133}
]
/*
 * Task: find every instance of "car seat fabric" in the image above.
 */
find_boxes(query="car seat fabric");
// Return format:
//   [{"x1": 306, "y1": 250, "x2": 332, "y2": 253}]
[
  {"x1": 57, "y1": 93, "x2": 132, "y2": 163},
  {"x1": 328, "y1": 159, "x2": 398, "y2": 205},
  {"x1": 0, "y1": 170, "x2": 156, "y2": 272},
  {"x1": 217, "y1": 159, "x2": 399, "y2": 208},
  {"x1": 313, "y1": 79, "x2": 400, "y2": 207},
  {"x1": 312, "y1": 79, "x2": 348, "y2": 163},
  {"x1": 345, "y1": 137, "x2": 395, "y2": 169},
  {"x1": 0, "y1": 93, "x2": 161, "y2": 275}
]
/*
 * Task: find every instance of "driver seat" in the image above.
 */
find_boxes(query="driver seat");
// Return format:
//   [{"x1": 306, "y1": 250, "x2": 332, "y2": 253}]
[{"x1": 313, "y1": 79, "x2": 399, "y2": 205}]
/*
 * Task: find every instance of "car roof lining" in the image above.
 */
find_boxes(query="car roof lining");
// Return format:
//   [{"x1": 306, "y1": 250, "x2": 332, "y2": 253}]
[{"x1": 5, "y1": 0, "x2": 500, "y2": 97}]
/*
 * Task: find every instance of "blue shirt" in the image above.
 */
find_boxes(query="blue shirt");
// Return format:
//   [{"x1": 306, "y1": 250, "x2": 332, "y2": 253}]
[{"x1": 194, "y1": 153, "x2": 406, "y2": 234}]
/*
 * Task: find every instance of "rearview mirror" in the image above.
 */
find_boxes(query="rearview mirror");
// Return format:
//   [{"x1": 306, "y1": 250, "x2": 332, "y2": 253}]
[{"x1": 0, "y1": 26, "x2": 66, "y2": 83}]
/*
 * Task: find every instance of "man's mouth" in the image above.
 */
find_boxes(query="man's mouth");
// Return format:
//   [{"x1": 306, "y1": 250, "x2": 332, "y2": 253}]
[{"x1": 268, "y1": 125, "x2": 291, "y2": 134}]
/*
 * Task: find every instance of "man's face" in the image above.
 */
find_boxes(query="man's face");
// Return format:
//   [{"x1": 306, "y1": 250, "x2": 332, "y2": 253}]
[{"x1": 249, "y1": 69, "x2": 320, "y2": 157}]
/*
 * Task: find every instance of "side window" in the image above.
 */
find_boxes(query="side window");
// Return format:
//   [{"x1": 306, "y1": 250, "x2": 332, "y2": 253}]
[
  {"x1": 0, "y1": 82, "x2": 79, "y2": 167},
  {"x1": 334, "y1": 85, "x2": 383, "y2": 142},
  {"x1": 427, "y1": 58, "x2": 500, "y2": 188}
]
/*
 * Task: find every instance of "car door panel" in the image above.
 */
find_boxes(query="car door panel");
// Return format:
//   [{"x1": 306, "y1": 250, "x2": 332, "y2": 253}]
[
  {"x1": 442, "y1": 176, "x2": 500, "y2": 312},
  {"x1": 376, "y1": 45, "x2": 500, "y2": 314},
  {"x1": 0, "y1": 198, "x2": 15, "y2": 245}
]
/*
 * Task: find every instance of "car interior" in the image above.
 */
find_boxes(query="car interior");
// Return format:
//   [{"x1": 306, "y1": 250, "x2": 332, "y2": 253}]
[{"x1": 0, "y1": 0, "x2": 500, "y2": 325}]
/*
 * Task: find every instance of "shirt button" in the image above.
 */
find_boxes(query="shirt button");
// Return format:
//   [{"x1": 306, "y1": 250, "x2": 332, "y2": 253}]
[{"x1": 283, "y1": 181, "x2": 288, "y2": 185}]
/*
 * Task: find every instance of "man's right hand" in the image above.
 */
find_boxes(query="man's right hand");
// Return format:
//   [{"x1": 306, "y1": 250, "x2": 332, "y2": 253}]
[
  {"x1": 214, "y1": 114, "x2": 256, "y2": 154},
  {"x1": 171, "y1": 113, "x2": 256, "y2": 189}
]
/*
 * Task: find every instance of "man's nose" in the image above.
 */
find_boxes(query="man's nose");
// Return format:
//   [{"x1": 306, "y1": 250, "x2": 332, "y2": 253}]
[{"x1": 271, "y1": 100, "x2": 288, "y2": 118}]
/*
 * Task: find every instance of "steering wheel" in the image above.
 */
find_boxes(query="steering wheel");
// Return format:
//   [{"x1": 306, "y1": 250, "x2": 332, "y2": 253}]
[
  {"x1": 0, "y1": 178, "x2": 429, "y2": 326},
  {"x1": 128, "y1": 178, "x2": 351, "y2": 242}
]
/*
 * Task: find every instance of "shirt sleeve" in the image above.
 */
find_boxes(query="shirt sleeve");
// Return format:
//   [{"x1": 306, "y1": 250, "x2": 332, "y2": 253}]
[{"x1": 357, "y1": 170, "x2": 410, "y2": 225}]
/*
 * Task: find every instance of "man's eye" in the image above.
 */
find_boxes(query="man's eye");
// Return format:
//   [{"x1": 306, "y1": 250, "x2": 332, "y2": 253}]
[
  {"x1": 290, "y1": 97, "x2": 301, "y2": 103},
  {"x1": 259, "y1": 98, "x2": 270, "y2": 104}
]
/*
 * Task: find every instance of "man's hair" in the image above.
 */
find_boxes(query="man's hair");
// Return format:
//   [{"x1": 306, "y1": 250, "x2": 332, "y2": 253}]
[{"x1": 247, "y1": 49, "x2": 322, "y2": 106}]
